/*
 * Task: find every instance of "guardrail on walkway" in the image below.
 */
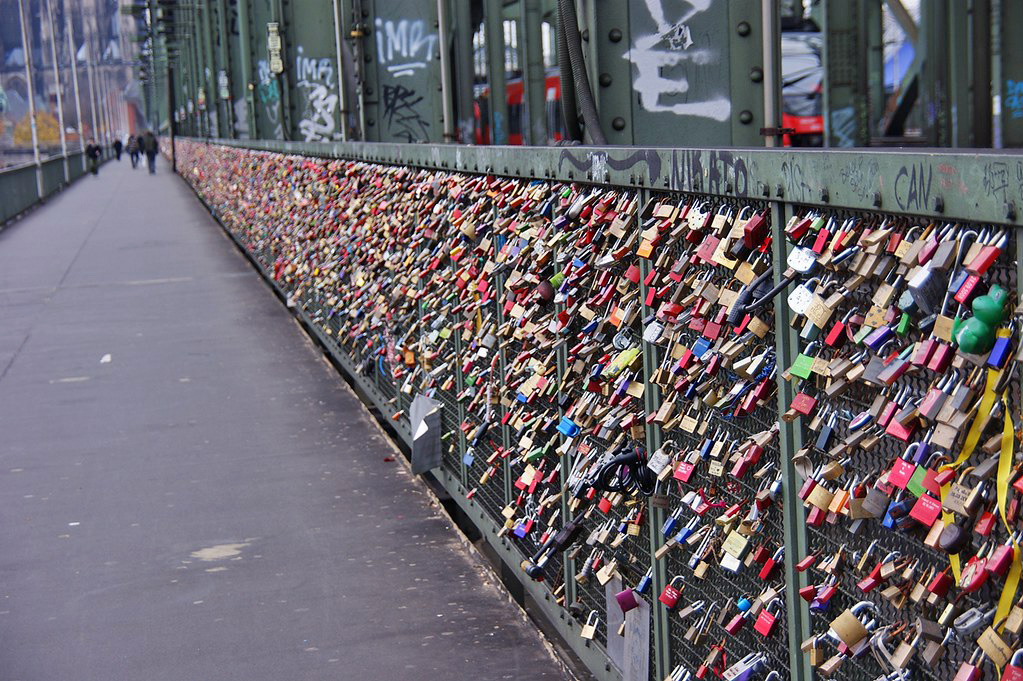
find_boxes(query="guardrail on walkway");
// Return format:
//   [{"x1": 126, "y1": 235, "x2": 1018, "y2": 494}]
[
  {"x1": 1, "y1": 151, "x2": 91, "y2": 226},
  {"x1": 174, "y1": 136, "x2": 1022, "y2": 681}
]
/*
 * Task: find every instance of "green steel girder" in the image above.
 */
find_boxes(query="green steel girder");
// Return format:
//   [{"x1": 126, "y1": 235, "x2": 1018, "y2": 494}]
[
  {"x1": 210, "y1": 0, "x2": 235, "y2": 138},
  {"x1": 618, "y1": 0, "x2": 766, "y2": 147},
  {"x1": 277, "y1": 0, "x2": 343, "y2": 142},
  {"x1": 234, "y1": 0, "x2": 258, "y2": 138},
  {"x1": 484, "y1": 0, "x2": 509, "y2": 145},
  {"x1": 248, "y1": 0, "x2": 286, "y2": 140},
  {"x1": 586, "y1": 0, "x2": 631, "y2": 145},
  {"x1": 355, "y1": 0, "x2": 445, "y2": 143},
  {"x1": 821, "y1": 0, "x2": 869, "y2": 147},
  {"x1": 520, "y1": 0, "x2": 547, "y2": 146},
  {"x1": 196, "y1": 136, "x2": 1023, "y2": 226}
]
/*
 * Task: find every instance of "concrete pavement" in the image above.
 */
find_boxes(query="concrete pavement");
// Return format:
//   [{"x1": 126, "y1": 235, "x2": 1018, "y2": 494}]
[{"x1": 0, "y1": 155, "x2": 575, "y2": 681}]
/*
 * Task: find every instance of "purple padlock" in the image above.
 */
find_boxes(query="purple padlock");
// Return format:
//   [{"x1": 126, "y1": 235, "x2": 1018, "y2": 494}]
[{"x1": 615, "y1": 588, "x2": 640, "y2": 613}]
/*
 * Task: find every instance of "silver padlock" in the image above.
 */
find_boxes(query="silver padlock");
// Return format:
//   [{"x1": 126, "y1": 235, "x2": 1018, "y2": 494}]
[
  {"x1": 613, "y1": 326, "x2": 638, "y2": 350},
  {"x1": 906, "y1": 266, "x2": 946, "y2": 315},
  {"x1": 643, "y1": 319, "x2": 665, "y2": 344},
  {"x1": 721, "y1": 651, "x2": 766, "y2": 681},
  {"x1": 788, "y1": 246, "x2": 819, "y2": 274},
  {"x1": 953, "y1": 605, "x2": 997, "y2": 636},
  {"x1": 787, "y1": 276, "x2": 821, "y2": 315}
]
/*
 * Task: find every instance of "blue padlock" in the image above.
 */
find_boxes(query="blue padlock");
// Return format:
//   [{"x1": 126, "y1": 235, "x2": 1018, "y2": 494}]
[
  {"x1": 661, "y1": 512, "x2": 681, "y2": 537},
  {"x1": 809, "y1": 597, "x2": 830, "y2": 613},
  {"x1": 674, "y1": 516, "x2": 699, "y2": 544},
  {"x1": 556, "y1": 416, "x2": 580, "y2": 438},
  {"x1": 863, "y1": 325, "x2": 894, "y2": 351},
  {"x1": 987, "y1": 333, "x2": 1014, "y2": 368},
  {"x1": 692, "y1": 337, "x2": 712, "y2": 359},
  {"x1": 736, "y1": 596, "x2": 752, "y2": 612},
  {"x1": 882, "y1": 496, "x2": 913, "y2": 529},
  {"x1": 462, "y1": 450, "x2": 475, "y2": 466},
  {"x1": 912, "y1": 439, "x2": 932, "y2": 465},
  {"x1": 636, "y1": 568, "x2": 653, "y2": 595}
]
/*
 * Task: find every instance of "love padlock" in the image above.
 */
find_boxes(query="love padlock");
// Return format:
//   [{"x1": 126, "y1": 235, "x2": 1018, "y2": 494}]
[
  {"x1": 659, "y1": 576, "x2": 685, "y2": 609},
  {"x1": 758, "y1": 547, "x2": 784, "y2": 580},
  {"x1": 615, "y1": 587, "x2": 641, "y2": 613},
  {"x1": 754, "y1": 598, "x2": 784, "y2": 637},
  {"x1": 724, "y1": 609, "x2": 750, "y2": 636},
  {"x1": 636, "y1": 568, "x2": 653, "y2": 595}
]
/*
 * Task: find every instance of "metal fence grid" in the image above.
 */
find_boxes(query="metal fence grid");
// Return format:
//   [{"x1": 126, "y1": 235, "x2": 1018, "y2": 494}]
[{"x1": 174, "y1": 137, "x2": 1023, "y2": 681}]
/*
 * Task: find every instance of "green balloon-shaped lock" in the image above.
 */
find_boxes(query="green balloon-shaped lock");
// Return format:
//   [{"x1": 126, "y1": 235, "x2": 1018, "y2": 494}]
[{"x1": 955, "y1": 284, "x2": 1009, "y2": 354}]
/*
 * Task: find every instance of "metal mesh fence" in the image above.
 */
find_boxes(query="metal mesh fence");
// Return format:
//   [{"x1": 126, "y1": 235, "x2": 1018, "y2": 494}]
[{"x1": 175, "y1": 138, "x2": 1023, "y2": 681}]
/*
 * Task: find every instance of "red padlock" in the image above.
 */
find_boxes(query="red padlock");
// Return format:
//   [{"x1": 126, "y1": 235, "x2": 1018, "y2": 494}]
[
  {"x1": 959, "y1": 555, "x2": 989, "y2": 594},
  {"x1": 928, "y1": 343, "x2": 955, "y2": 372},
  {"x1": 675, "y1": 462, "x2": 696, "y2": 483},
  {"x1": 888, "y1": 450, "x2": 919, "y2": 489},
  {"x1": 759, "y1": 547, "x2": 784, "y2": 580},
  {"x1": 928, "y1": 567, "x2": 954, "y2": 597},
  {"x1": 825, "y1": 317, "x2": 849, "y2": 347},
  {"x1": 987, "y1": 541, "x2": 1016, "y2": 577},
  {"x1": 910, "y1": 493, "x2": 943, "y2": 526},
  {"x1": 912, "y1": 337, "x2": 938, "y2": 367},
  {"x1": 799, "y1": 584, "x2": 818, "y2": 602},
  {"x1": 806, "y1": 506, "x2": 828, "y2": 527},
  {"x1": 659, "y1": 576, "x2": 685, "y2": 609},
  {"x1": 754, "y1": 599, "x2": 783, "y2": 636},
  {"x1": 815, "y1": 582, "x2": 838, "y2": 604}
]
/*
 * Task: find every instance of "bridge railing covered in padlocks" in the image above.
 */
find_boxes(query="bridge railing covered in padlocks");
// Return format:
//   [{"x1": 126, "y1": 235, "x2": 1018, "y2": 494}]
[{"x1": 172, "y1": 136, "x2": 1023, "y2": 681}]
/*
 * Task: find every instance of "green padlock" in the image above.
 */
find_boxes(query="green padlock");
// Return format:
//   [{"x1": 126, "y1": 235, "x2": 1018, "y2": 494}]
[
  {"x1": 955, "y1": 284, "x2": 1009, "y2": 354},
  {"x1": 896, "y1": 313, "x2": 911, "y2": 336},
  {"x1": 790, "y1": 353, "x2": 815, "y2": 379}
]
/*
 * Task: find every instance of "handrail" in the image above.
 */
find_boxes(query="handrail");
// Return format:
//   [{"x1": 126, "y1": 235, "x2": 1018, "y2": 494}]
[{"x1": 185, "y1": 135, "x2": 1023, "y2": 226}]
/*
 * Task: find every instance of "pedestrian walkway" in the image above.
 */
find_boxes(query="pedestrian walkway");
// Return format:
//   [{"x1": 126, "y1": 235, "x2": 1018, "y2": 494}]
[{"x1": 0, "y1": 157, "x2": 575, "y2": 681}]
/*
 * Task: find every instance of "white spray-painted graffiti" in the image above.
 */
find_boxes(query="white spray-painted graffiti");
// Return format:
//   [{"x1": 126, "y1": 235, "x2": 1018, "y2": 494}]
[
  {"x1": 294, "y1": 46, "x2": 339, "y2": 142},
  {"x1": 374, "y1": 18, "x2": 438, "y2": 78},
  {"x1": 373, "y1": 16, "x2": 437, "y2": 141},
  {"x1": 625, "y1": 0, "x2": 731, "y2": 122},
  {"x1": 256, "y1": 59, "x2": 285, "y2": 139}
]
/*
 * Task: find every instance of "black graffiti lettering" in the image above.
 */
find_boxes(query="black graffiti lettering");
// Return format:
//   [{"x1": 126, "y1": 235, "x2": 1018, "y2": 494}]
[
  {"x1": 781, "y1": 160, "x2": 811, "y2": 203},
  {"x1": 707, "y1": 150, "x2": 726, "y2": 194},
  {"x1": 982, "y1": 162, "x2": 1009, "y2": 202},
  {"x1": 557, "y1": 151, "x2": 590, "y2": 174},
  {"x1": 381, "y1": 84, "x2": 429, "y2": 143},
  {"x1": 604, "y1": 150, "x2": 662, "y2": 184},
  {"x1": 732, "y1": 157, "x2": 749, "y2": 197},
  {"x1": 704, "y1": 150, "x2": 750, "y2": 198},
  {"x1": 894, "y1": 163, "x2": 933, "y2": 211}
]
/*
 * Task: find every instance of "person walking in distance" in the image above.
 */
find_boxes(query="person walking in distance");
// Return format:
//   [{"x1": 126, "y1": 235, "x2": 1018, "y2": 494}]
[
  {"x1": 112, "y1": 137, "x2": 123, "y2": 161},
  {"x1": 85, "y1": 138, "x2": 101, "y2": 175},
  {"x1": 127, "y1": 135, "x2": 140, "y2": 168},
  {"x1": 142, "y1": 131, "x2": 158, "y2": 174}
]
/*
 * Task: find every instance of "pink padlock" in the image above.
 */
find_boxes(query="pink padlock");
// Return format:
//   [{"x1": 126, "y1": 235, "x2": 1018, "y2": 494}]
[{"x1": 615, "y1": 588, "x2": 640, "y2": 613}]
